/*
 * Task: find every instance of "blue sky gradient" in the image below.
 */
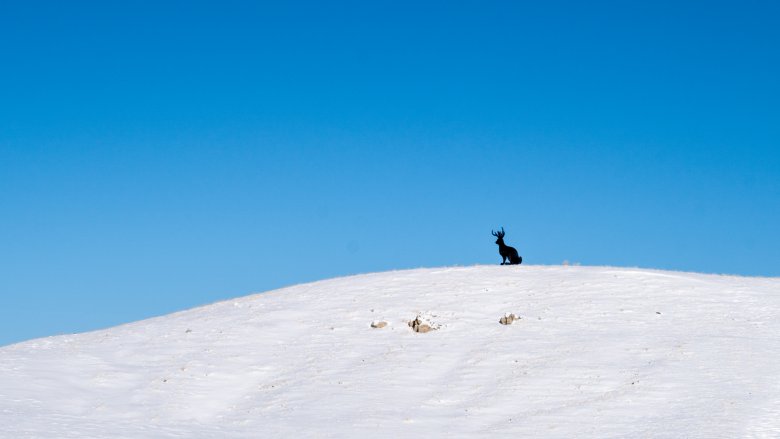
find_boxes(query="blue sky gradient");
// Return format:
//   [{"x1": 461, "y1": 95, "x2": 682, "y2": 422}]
[{"x1": 1, "y1": 1, "x2": 779, "y2": 345}]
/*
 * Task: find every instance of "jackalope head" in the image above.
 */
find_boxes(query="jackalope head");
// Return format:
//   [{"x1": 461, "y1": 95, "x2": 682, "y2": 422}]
[{"x1": 491, "y1": 227, "x2": 506, "y2": 246}]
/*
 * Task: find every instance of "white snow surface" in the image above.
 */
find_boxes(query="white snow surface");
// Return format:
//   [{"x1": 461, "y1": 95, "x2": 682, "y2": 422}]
[{"x1": 2, "y1": 265, "x2": 780, "y2": 438}]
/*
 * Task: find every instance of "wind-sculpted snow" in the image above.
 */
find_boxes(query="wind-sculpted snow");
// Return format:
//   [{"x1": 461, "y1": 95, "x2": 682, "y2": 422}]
[{"x1": 1, "y1": 265, "x2": 779, "y2": 438}]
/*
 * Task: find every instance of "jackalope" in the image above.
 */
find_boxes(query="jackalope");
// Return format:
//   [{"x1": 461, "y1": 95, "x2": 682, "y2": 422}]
[{"x1": 492, "y1": 227, "x2": 522, "y2": 265}]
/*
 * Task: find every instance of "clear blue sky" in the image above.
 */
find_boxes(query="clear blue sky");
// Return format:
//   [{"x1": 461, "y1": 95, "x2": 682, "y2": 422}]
[{"x1": 1, "y1": 1, "x2": 778, "y2": 346}]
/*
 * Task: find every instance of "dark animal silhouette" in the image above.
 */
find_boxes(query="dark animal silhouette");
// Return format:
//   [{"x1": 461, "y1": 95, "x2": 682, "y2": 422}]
[{"x1": 492, "y1": 227, "x2": 522, "y2": 265}]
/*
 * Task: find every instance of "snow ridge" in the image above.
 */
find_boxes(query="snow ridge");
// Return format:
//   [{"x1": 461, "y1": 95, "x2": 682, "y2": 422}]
[{"x1": 1, "y1": 265, "x2": 779, "y2": 438}]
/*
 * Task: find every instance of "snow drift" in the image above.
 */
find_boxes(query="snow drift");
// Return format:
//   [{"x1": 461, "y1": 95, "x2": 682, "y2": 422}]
[{"x1": 1, "y1": 265, "x2": 779, "y2": 438}]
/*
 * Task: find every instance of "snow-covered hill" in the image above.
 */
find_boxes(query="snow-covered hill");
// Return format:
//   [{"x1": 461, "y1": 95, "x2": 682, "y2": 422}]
[{"x1": 2, "y1": 265, "x2": 779, "y2": 438}]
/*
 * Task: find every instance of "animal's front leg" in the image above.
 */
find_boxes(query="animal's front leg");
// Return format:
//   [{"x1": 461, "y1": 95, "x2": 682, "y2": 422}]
[{"x1": 501, "y1": 256, "x2": 507, "y2": 265}]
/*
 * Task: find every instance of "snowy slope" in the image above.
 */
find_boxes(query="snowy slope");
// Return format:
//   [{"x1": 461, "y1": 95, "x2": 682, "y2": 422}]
[{"x1": 1, "y1": 265, "x2": 779, "y2": 438}]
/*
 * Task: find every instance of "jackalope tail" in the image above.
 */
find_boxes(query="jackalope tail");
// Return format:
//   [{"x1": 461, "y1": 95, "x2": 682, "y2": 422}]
[{"x1": 492, "y1": 227, "x2": 522, "y2": 265}]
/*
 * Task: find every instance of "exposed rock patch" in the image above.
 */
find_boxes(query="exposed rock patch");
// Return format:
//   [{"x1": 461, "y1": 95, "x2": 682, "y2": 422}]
[
  {"x1": 370, "y1": 321, "x2": 387, "y2": 329},
  {"x1": 499, "y1": 313, "x2": 520, "y2": 325},
  {"x1": 408, "y1": 315, "x2": 440, "y2": 333},
  {"x1": 409, "y1": 318, "x2": 431, "y2": 333}
]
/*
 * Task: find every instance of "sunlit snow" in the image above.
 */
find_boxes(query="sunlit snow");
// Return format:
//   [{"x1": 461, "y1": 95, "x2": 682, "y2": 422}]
[{"x1": 1, "y1": 265, "x2": 779, "y2": 437}]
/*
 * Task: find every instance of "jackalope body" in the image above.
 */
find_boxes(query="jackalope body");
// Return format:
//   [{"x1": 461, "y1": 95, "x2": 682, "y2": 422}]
[{"x1": 492, "y1": 227, "x2": 522, "y2": 265}]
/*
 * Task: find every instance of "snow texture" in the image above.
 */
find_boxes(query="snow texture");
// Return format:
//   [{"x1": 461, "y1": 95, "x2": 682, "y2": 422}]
[{"x1": 1, "y1": 265, "x2": 779, "y2": 438}]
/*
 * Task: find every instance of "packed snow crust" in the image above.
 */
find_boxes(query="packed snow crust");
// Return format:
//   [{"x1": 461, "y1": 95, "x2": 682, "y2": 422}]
[{"x1": 1, "y1": 265, "x2": 779, "y2": 438}]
